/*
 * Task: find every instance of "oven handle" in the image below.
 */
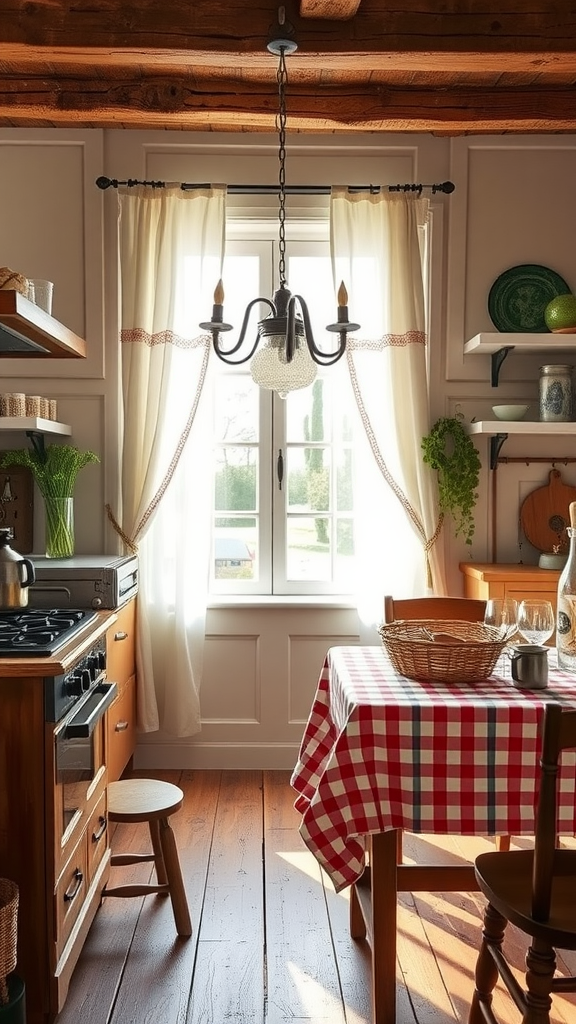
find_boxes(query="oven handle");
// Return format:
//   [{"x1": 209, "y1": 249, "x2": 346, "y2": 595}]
[{"x1": 64, "y1": 682, "x2": 118, "y2": 739}]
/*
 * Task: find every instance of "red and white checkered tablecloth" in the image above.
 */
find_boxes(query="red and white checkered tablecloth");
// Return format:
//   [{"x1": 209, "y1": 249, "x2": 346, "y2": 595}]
[{"x1": 290, "y1": 645, "x2": 576, "y2": 892}]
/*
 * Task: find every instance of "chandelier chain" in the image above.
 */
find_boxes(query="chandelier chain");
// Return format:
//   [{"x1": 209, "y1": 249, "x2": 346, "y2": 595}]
[{"x1": 276, "y1": 47, "x2": 288, "y2": 288}]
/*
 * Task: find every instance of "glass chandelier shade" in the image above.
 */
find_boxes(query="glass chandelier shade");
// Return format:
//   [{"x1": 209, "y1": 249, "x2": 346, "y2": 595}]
[{"x1": 199, "y1": 7, "x2": 360, "y2": 395}]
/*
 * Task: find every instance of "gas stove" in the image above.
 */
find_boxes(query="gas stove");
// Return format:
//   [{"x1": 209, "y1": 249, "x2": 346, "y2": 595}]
[{"x1": 0, "y1": 608, "x2": 98, "y2": 656}]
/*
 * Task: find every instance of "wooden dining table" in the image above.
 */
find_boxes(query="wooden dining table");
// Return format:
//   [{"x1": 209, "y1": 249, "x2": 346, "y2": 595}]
[{"x1": 290, "y1": 644, "x2": 576, "y2": 1024}]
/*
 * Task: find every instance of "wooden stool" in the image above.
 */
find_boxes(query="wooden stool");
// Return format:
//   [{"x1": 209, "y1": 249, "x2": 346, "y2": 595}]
[{"x1": 104, "y1": 778, "x2": 192, "y2": 937}]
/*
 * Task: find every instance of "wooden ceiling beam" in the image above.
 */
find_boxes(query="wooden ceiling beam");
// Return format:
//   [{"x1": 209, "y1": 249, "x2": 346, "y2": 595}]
[
  {"x1": 299, "y1": 0, "x2": 362, "y2": 18},
  {"x1": 2, "y1": 45, "x2": 576, "y2": 75},
  {"x1": 0, "y1": 76, "x2": 572, "y2": 134},
  {"x1": 2, "y1": 2, "x2": 576, "y2": 70}
]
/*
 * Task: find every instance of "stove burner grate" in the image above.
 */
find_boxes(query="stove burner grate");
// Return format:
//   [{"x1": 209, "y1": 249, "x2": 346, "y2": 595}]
[{"x1": 0, "y1": 609, "x2": 96, "y2": 656}]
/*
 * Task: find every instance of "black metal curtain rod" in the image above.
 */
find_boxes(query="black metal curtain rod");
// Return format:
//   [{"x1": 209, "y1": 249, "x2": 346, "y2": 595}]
[{"x1": 95, "y1": 175, "x2": 455, "y2": 196}]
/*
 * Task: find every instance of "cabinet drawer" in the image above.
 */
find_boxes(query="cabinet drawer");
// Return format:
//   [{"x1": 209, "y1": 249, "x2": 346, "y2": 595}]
[
  {"x1": 107, "y1": 673, "x2": 136, "y2": 783},
  {"x1": 106, "y1": 599, "x2": 135, "y2": 685},
  {"x1": 55, "y1": 833, "x2": 88, "y2": 960},
  {"x1": 87, "y1": 789, "x2": 108, "y2": 884}
]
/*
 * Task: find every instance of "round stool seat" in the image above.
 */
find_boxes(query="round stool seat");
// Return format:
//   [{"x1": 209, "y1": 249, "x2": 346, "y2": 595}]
[
  {"x1": 105, "y1": 777, "x2": 191, "y2": 938},
  {"x1": 108, "y1": 779, "x2": 184, "y2": 822}
]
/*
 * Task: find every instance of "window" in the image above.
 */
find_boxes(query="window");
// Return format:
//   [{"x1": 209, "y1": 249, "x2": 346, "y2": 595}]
[{"x1": 210, "y1": 224, "x2": 359, "y2": 596}]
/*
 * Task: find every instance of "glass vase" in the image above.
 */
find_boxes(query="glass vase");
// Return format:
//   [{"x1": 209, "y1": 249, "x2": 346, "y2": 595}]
[{"x1": 44, "y1": 496, "x2": 74, "y2": 558}]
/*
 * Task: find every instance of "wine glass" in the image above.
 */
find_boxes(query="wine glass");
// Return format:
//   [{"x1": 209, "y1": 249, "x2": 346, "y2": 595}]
[
  {"x1": 484, "y1": 599, "x2": 518, "y2": 675},
  {"x1": 517, "y1": 599, "x2": 555, "y2": 647},
  {"x1": 483, "y1": 598, "x2": 519, "y2": 640}
]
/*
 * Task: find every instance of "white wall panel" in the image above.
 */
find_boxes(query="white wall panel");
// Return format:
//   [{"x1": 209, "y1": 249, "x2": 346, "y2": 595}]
[
  {"x1": 0, "y1": 129, "x2": 105, "y2": 380},
  {"x1": 446, "y1": 137, "x2": 576, "y2": 384},
  {"x1": 202, "y1": 633, "x2": 260, "y2": 722}
]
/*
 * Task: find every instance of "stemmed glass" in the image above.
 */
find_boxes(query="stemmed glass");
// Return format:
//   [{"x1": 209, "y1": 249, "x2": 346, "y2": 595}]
[
  {"x1": 484, "y1": 599, "x2": 519, "y2": 640},
  {"x1": 516, "y1": 599, "x2": 555, "y2": 647},
  {"x1": 484, "y1": 599, "x2": 518, "y2": 676}
]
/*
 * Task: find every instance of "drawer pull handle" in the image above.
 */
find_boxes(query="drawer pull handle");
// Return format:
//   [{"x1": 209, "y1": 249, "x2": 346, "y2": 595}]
[
  {"x1": 115, "y1": 720, "x2": 129, "y2": 733},
  {"x1": 63, "y1": 868, "x2": 84, "y2": 903},
  {"x1": 114, "y1": 631, "x2": 129, "y2": 642},
  {"x1": 92, "y1": 815, "x2": 107, "y2": 843}
]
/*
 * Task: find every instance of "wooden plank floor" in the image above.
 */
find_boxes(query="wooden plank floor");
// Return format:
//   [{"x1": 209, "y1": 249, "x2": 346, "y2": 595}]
[{"x1": 55, "y1": 770, "x2": 576, "y2": 1024}]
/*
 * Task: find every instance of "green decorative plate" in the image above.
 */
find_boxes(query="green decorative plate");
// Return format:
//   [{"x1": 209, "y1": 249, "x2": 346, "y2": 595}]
[{"x1": 488, "y1": 264, "x2": 570, "y2": 333}]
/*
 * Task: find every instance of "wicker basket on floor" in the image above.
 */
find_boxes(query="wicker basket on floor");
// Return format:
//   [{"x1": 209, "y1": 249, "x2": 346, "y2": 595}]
[
  {"x1": 378, "y1": 618, "x2": 508, "y2": 684},
  {"x1": 0, "y1": 879, "x2": 18, "y2": 1005}
]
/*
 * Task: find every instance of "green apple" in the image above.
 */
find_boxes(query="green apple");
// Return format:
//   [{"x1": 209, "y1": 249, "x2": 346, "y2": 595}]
[{"x1": 544, "y1": 293, "x2": 576, "y2": 332}]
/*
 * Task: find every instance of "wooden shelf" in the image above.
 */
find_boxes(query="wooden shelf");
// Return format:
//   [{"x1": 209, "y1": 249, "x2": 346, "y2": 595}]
[
  {"x1": 464, "y1": 332, "x2": 576, "y2": 385},
  {"x1": 469, "y1": 421, "x2": 576, "y2": 436},
  {"x1": 468, "y1": 420, "x2": 576, "y2": 468},
  {"x1": 464, "y1": 332, "x2": 576, "y2": 354},
  {"x1": 0, "y1": 291, "x2": 86, "y2": 358},
  {"x1": 0, "y1": 417, "x2": 71, "y2": 436}
]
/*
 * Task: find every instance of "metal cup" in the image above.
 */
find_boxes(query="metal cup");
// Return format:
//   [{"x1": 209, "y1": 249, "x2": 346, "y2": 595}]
[{"x1": 509, "y1": 644, "x2": 549, "y2": 689}]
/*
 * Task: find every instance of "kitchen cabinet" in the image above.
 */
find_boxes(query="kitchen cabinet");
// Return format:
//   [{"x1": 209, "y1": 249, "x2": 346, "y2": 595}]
[
  {"x1": 106, "y1": 598, "x2": 137, "y2": 783},
  {"x1": 460, "y1": 561, "x2": 560, "y2": 614},
  {"x1": 0, "y1": 612, "x2": 115, "y2": 1024}
]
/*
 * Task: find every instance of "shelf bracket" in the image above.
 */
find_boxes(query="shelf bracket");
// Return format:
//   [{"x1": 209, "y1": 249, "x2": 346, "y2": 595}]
[
  {"x1": 491, "y1": 347, "x2": 513, "y2": 387},
  {"x1": 489, "y1": 432, "x2": 508, "y2": 469},
  {"x1": 25, "y1": 430, "x2": 47, "y2": 463}
]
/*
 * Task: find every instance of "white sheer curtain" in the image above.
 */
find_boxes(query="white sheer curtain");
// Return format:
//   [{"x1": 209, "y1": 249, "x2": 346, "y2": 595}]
[
  {"x1": 113, "y1": 184, "x2": 226, "y2": 736},
  {"x1": 330, "y1": 188, "x2": 446, "y2": 626}
]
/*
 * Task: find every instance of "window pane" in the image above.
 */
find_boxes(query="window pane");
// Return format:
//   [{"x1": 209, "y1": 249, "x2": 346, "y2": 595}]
[
  {"x1": 214, "y1": 374, "x2": 259, "y2": 443},
  {"x1": 336, "y1": 447, "x2": 353, "y2": 512},
  {"x1": 287, "y1": 447, "x2": 331, "y2": 513},
  {"x1": 286, "y1": 516, "x2": 331, "y2": 582},
  {"x1": 215, "y1": 447, "x2": 257, "y2": 511},
  {"x1": 214, "y1": 517, "x2": 257, "y2": 581},
  {"x1": 286, "y1": 378, "x2": 331, "y2": 442}
]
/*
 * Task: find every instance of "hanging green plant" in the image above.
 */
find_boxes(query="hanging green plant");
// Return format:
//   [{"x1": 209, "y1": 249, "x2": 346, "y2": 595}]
[{"x1": 421, "y1": 415, "x2": 481, "y2": 545}]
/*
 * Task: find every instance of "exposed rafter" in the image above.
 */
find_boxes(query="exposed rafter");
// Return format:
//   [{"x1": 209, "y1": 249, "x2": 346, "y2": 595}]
[
  {"x1": 0, "y1": 2, "x2": 575, "y2": 135},
  {"x1": 299, "y1": 0, "x2": 362, "y2": 18}
]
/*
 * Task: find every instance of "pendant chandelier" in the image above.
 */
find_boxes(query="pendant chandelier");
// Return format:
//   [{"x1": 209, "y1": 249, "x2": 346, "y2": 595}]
[{"x1": 199, "y1": 6, "x2": 360, "y2": 397}]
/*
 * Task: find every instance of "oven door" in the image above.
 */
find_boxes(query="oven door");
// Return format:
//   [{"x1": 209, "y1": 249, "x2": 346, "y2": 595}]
[{"x1": 53, "y1": 682, "x2": 117, "y2": 864}]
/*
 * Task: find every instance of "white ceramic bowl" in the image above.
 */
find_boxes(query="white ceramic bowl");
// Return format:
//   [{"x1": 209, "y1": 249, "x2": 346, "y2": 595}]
[{"x1": 491, "y1": 404, "x2": 529, "y2": 421}]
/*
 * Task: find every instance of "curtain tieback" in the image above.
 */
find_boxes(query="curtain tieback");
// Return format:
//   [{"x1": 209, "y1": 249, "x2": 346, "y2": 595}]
[{"x1": 105, "y1": 503, "x2": 139, "y2": 554}]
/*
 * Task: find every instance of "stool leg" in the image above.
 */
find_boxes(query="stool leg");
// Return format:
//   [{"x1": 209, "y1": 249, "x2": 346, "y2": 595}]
[
  {"x1": 158, "y1": 816, "x2": 192, "y2": 937},
  {"x1": 149, "y1": 819, "x2": 168, "y2": 887}
]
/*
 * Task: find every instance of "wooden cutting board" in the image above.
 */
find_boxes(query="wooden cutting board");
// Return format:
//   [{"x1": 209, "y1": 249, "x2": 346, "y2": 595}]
[{"x1": 520, "y1": 468, "x2": 576, "y2": 553}]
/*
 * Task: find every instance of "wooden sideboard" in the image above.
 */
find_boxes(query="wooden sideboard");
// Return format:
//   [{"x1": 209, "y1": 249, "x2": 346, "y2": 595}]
[{"x1": 460, "y1": 561, "x2": 561, "y2": 613}]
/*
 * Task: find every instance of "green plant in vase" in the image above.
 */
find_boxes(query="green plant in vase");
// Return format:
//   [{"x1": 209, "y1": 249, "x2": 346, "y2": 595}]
[{"x1": 0, "y1": 443, "x2": 99, "y2": 558}]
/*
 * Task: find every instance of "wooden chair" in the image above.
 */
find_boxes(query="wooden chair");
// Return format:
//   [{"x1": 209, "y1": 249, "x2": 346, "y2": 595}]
[
  {"x1": 383, "y1": 594, "x2": 487, "y2": 624},
  {"x1": 383, "y1": 594, "x2": 511, "y2": 854},
  {"x1": 103, "y1": 778, "x2": 192, "y2": 937},
  {"x1": 469, "y1": 703, "x2": 576, "y2": 1024}
]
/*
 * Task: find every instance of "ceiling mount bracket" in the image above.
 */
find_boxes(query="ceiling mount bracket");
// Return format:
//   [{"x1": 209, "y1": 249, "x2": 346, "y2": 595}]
[{"x1": 267, "y1": 6, "x2": 298, "y2": 55}]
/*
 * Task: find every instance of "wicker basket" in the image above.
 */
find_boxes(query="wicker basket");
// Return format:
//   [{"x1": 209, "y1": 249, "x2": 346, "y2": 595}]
[
  {"x1": 0, "y1": 879, "x2": 18, "y2": 1006},
  {"x1": 378, "y1": 618, "x2": 508, "y2": 684}
]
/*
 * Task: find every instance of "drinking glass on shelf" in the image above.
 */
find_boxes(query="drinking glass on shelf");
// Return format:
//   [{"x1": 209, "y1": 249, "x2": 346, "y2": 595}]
[{"x1": 517, "y1": 599, "x2": 555, "y2": 646}]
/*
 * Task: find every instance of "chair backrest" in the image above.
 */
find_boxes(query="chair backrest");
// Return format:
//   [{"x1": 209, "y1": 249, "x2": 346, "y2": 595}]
[
  {"x1": 383, "y1": 595, "x2": 487, "y2": 624},
  {"x1": 532, "y1": 703, "x2": 576, "y2": 921}
]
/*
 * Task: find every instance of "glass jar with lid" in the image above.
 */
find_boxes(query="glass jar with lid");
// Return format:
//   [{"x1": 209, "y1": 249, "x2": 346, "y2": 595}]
[{"x1": 539, "y1": 364, "x2": 573, "y2": 422}]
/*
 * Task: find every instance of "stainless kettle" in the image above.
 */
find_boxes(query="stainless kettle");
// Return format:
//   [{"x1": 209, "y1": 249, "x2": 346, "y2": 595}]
[{"x1": 0, "y1": 529, "x2": 36, "y2": 609}]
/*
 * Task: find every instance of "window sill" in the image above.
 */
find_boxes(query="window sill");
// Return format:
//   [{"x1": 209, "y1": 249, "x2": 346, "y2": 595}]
[{"x1": 207, "y1": 594, "x2": 358, "y2": 610}]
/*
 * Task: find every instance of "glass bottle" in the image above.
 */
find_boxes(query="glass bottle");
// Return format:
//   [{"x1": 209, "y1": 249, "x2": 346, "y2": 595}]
[{"x1": 556, "y1": 502, "x2": 576, "y2": 669}]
